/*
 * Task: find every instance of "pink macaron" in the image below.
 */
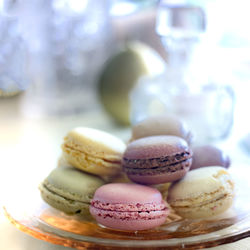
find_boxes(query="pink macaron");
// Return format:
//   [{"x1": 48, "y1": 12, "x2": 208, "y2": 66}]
[
  {"x1": 90, "y1": 183, "x2": 169, "y2": 231},
  {"x1": 122, "y1": 136, "x2": 192, "y2": 185}
]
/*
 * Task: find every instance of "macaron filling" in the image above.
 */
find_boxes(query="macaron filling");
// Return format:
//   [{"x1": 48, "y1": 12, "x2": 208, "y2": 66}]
[
  {"x1": 90, "y1": 201, "x2": 168, "y2": 220},
  {"x1": 123, "y1": 153, "x2": 192, "y2": 176},
  {"x1": 41, "y1": 182, "x2": 90, "y2": 205},
  {"x1": 171, "y1": 192, "x2": 232, "y2": 209},
  {"x1": 91, "y1": 200, "x2": 166, "y2": 211}
]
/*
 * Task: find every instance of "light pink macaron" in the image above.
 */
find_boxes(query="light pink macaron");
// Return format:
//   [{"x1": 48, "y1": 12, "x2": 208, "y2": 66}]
[{"x1": 90, "y1": 183, "x2": 169, "y2": 231}]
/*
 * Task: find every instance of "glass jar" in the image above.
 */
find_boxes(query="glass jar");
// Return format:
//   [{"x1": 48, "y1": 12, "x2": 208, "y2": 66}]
[{"x1": 130, "y1": 0, "x2": 235, "y2": 144}]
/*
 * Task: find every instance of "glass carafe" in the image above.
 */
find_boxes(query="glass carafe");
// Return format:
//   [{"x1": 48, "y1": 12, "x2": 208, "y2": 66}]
[{"x1": 130, "y1": 0, "x2": 235, "y2": 144}]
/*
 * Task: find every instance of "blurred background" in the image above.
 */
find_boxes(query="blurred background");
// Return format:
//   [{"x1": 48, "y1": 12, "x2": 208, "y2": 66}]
[{"x1": 0, "y1": 0, "x2": 250, "y2": 249}]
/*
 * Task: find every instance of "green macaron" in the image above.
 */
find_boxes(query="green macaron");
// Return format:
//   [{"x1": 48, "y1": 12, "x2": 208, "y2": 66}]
[{"x1": 39, "y1": 166, "x2": 105, "y2": 217}]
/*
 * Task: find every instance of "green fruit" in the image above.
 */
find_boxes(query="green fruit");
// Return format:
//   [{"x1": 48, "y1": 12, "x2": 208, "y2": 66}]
[{"x1": 98, "y1": 42, "x2": 165, "y2": 125}]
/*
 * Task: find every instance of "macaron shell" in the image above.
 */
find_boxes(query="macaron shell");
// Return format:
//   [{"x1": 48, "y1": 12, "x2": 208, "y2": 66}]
[
  {"x1": 131, "y1": 114, "x2": 193, "y2": 144},
  {"x1": 124, "y1": 136, "x2": 190, "y2": 159},
  {"x1": 110, "y1": 175, "x2": 171, "y2": 198},
  {"x1": 63, "y1": 127, "x2": 126, "y2": 160},
  {"x1": 93, "y1": 183, "x2": 162, "y2": 204}
]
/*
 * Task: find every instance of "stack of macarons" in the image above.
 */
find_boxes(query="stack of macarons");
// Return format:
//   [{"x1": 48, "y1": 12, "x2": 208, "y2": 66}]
[
  {"x1": 120, "y1": 114, "x2": 234, "y2": 221},
  {"x1": 39, "y1": 127, "x2": 126, "y2": 218},
  {"x1": 40, "y1": 114, "x2": 234, "y2": 232}
]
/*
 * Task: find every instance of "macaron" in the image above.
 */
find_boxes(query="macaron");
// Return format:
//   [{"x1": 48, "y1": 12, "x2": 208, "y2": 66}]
[
  {"x1": 122, "y1": 135, "x2": 192, "y2": 185},
  {"x1": 191, "y1": 145, "x2": 230, "y2": 170},
  {"x1": 39, "y1": 166, "x2": 105, "y2": 217},
  {"x1": 131, "y1": 114, "x2": 193, "y2": 144},
  {"x1": 62, "y1": 127, "x2": 126, "y2": 178},
  {"x1": 168, "y1": 167, "x2": 234, "y2": 219},
  {"x1": 90, "y1": 183, "x2": 169, "y2": 231}
]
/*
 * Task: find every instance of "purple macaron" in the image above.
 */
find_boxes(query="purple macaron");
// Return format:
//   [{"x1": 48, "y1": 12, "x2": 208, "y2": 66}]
[
  {"x1": 191, "y1": 145, "x2": 230, "y2": 170},
  {"x1": 122, "y1": 135, "x2": 192, "y2": 185}
]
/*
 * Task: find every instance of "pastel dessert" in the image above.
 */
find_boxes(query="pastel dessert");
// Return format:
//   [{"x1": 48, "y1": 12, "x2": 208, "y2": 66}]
[
  {"x1": 62, "y1": 127, "x2": 126, "y2": 178},
  {"x1": 131, "y1": 114, "x2": 193, "y2": 144},
  {"x1": 168, "y1": 167, "x2": 234, "y2": 219},
  {"x1": 90, "y1": 183, "x2": 169, "y2": 231},
  {"x1": 122, "y1": 135, "x2": 192, "y2": 185},
  {"x1": 191, "y1": 145, "x2": 230, "y2": 170},
  {"x1": 39, "y1": 167, "x2": 105, "y2": 216}
]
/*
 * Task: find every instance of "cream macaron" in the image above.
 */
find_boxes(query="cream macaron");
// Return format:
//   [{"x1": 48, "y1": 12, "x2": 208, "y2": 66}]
[
  {"x1": 62, "y1": 127, "x2": 126, "y2": 178},
  {"x1": 168, "y1": 167, "x2": 234, "y2": 219},
  {"x1": 39, "y1": 166, "x2": 105, "y2": 217}
]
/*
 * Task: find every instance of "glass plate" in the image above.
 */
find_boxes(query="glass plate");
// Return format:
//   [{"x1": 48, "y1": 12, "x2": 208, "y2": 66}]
[{"x1": 3, "y1": 166, "x2": 250, "y2": 250}]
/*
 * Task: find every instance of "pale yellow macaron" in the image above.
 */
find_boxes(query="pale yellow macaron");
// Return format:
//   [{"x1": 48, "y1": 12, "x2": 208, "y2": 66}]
[
  {"x1": 168, "y1": 167, "x2": 234, "y2": 219},
  {"x1": 62, "y1": 127, "x2": 126, "y2": 178}
]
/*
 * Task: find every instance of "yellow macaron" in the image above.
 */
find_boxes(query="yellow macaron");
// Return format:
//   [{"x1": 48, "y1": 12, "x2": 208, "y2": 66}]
[
  {"x1": 62, "y1": 127, "x2": 126, "y2": 178},
  {"x1": 168, "y1": 167, "x2": 234, "y2": 219}
]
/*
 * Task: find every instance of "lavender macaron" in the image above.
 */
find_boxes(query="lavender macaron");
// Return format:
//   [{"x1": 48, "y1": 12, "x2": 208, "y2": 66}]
[
  {"x1": 191, "y1": 145, "x2": 230, "y2": 170},
  {"x1": 122, "y1": 136, "x2": 192, "y2": 185},
  {"x1": 131, "y1": 114, "x2": 193, "y2": 144}
]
